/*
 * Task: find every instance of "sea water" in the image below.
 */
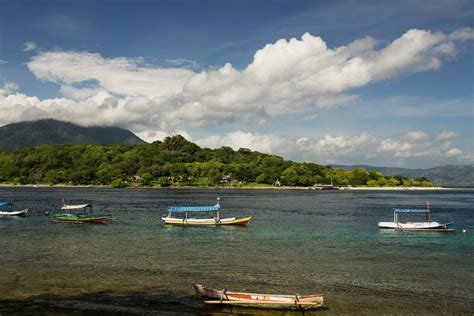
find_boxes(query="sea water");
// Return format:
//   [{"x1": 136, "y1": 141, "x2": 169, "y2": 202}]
[{"x1": 0, "y1": 187, "x2": 473, "y2": 315}]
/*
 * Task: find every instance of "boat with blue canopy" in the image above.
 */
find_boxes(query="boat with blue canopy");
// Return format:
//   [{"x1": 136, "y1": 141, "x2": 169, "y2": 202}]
[
  {"x1": 378, "y1": 202, "x2": 453, "y2": 231},
  {"x1": 0, "y1": 201, "x2": 28, "y2": 217},
  {"x1": 162, "y1": 198, "x2": 251, "y2": 226}
]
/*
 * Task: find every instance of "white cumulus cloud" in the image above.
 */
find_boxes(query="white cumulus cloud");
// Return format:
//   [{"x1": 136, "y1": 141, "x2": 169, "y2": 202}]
[
  {"x1": 0, "y1": 81, "x2": 19, "y2": 96},
  {"x1": 11, "y1": 27, "x2": 471, "y2": 133},
  {"x1": 436, "y1": 131, "x2": 460, "y2": 141},
  {"x1": 445, "y1": 148, "x2": 462, "y2": 157},
  {"x1": 22, "y1": 41, "x2": 37, "y2": 51},
  {"x1": 195, "y1": 130, "x2": 469, "y2": 166},
  {"x1": 0, "y1": 26, "x2": 472, "y2": 168}
]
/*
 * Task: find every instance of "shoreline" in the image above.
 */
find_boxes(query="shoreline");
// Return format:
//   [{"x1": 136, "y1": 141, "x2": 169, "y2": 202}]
[{"x1": 0, "y1": 183, "x2": 470, "y2": 190}]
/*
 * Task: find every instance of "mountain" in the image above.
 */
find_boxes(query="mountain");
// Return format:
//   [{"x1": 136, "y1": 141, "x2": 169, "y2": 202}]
[
  {"x1": 0, "y1": 119, "x2": 146, "y2": 150},
  {"x1": 332, "y1": 164, "x2": 474, "y2": 187}
]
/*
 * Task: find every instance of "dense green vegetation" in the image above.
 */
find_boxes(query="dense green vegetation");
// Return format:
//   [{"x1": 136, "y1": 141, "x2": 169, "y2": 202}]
[{"x1": 0, "y1": 135, "x2": 434, "y2": 187}]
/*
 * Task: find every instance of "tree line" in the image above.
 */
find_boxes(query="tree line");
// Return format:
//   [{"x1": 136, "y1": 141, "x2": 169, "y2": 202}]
[{"x1": 0, "y1": 135, "x2": 433, "y2": 188}]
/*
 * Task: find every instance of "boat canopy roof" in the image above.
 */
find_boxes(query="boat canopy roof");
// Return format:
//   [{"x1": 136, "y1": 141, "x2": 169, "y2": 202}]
[
  {"x1": 61, "y1": 204, "x2": 92, "y2": 210},
  {"x1": 0, "y1": 201, "x2": 13, "y2": 207},
  {"x1": 393, "y1": 208, "x2": 427, "y2": 213},
  {"x1": 168, "y1": 205, "x2": 220, "y2": 212}
]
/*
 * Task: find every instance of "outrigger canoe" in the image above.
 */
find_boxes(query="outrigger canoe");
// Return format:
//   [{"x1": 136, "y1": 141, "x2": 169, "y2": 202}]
[
  {"x1": 194, "y1": 284, "x2": 323, "y2": 310},
  {"x1": 162, "y1": 198, "x2": 251, "y2": 226},
  {"x1": 0, "y1": 201, "x2": 28, "y2": 217},
  {"x1": 378, "y1": 202, "x2": 454, "y2": 232},
  {"x1": 53, "y1": 203, "x2": 112, "y2": 224}
]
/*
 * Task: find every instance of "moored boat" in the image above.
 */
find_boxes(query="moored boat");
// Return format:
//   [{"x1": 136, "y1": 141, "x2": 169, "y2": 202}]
[
  {"x1": 0, "y1": 201, "x2": 28, "y2": 217},
  {"x1": 194, "y1": 284, "x2": 323, "y2": 310},
  {"x1": 162, "y1": 198, "x2": 251, "y2": 226},
  {"x1": 53, "y1": 202, "x2": 112, "y2": 224},
  {"x1": 378, "y1": 202, "x2": 453, "y2": 232}
]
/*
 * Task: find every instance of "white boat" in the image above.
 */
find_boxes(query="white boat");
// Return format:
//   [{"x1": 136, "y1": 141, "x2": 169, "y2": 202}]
[
  {"x1": 0, "y1": 201, "x2": 28, "y2": 217},
  {"x1": 378, "y1": 202, "x2": 453, "y2": 232},
  {"x1": 162, "y1": 198, "x2": 251, "y2": 226}
]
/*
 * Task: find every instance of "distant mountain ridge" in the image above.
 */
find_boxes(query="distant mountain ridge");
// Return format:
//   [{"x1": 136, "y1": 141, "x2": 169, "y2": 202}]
[
  {"x1": 0, "y1": 119, "x2": 146, "y2": 150},
  {"x1": 332, "y1": 164, "x2": 474, "y2": 187}
]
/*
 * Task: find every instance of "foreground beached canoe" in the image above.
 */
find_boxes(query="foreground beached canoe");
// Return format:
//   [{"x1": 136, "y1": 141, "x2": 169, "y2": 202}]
[
  {"x1": 194, "y1": 284, "x2": 323, "y2": 310},
  {"x1": 0, "y1": 201, "x2": 28, "y2": 217}
]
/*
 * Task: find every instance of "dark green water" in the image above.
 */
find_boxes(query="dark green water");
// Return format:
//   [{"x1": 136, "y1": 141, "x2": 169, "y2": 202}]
[{"x1": 0, "y1": 187, "x2": 473, "y2": 315}]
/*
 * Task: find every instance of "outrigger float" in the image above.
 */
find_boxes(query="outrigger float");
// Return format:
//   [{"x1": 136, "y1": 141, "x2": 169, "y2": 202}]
[
  {"x1": 0, "y1": 201, "x2": 28, "y2": 217},
  {"x1": 378, "y1": 202, "x2": 454, "y2": 232},
  {"x1": 194, "y1": 284, "x2": 323, "y2": 310},
  {"x1": 162, "y1": 198, "x2": 251, "y2": 226},
  {"x1": 53, "y1": 202, "x2": 112, "y2": 224}
]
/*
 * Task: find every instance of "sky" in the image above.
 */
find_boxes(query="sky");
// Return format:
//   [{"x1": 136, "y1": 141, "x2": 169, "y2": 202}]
[{"x1": 0, "y1": 0, "x2": 473, "y2": 168}]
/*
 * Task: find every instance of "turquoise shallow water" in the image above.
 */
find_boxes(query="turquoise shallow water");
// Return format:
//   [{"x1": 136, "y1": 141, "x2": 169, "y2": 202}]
[{"x1": 0, "y1": 187, "x2": 473, "y2": 315}]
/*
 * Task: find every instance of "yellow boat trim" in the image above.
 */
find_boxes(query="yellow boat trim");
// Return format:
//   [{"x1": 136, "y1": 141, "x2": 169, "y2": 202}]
[{"x1": 164, "y1": 216, "x2": 252, "y2": 226}]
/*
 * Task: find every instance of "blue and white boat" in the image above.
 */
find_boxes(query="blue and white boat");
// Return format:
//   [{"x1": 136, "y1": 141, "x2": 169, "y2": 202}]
[
  {"x1": 162, "y1": 198, "x2": 251, "y2": 226},
  {"x1": 0, "y1": 201, "x2": 28, "y2": 217},
  {"x1": 378, "y1": 202, "x2": 453, "y2": 232}
]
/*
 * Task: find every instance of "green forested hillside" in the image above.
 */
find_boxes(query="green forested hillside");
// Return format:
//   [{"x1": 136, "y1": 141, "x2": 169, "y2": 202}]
[
  {"x1": 0, "y1": 135, "x2": 433, "y2": 187},
  {"x1": 0, "y1": 119, "x2": 145, "y2": 150}
]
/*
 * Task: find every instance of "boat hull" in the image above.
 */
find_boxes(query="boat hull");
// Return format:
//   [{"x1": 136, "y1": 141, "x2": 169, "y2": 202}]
[
  {"x1": 162, "y1": 216, "x2": 251, "y2": 226},
  {"x1": 0, "y1": 209, "x2": 28, "y2": 217},
  {"x1": 194, "y1": 284, "x2": 323, "y2": 310},
  {"x1": 53, "y1": 214, "x2": 112, "y2": 224},
  {"x1": 378, "y1": 221, "x2": 454, "y2": 231}
]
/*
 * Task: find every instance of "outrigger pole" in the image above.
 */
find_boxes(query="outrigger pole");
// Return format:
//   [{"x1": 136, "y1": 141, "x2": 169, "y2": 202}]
[{"x1": 426, "y1": 201, "x2": 431, "y2": 224}]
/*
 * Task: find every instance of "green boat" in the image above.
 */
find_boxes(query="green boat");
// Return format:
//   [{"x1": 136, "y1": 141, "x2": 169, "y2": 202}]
[{"x1": 53, "y1": 203, "x2": 112, "y2": 224}]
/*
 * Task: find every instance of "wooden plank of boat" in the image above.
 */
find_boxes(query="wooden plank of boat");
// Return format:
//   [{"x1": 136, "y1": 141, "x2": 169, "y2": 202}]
[
  {"x1": 162, "y1": 216, "x2": 251, "y2": 226},
  {"x1": 396, "y1": 227, "x2": 454, "y2": 232},
  {"x1": 54, "y1": 215, "x2": 112, "y2": 224},
  {"x1": 378, "y1": 221, "x2": 454, "y2": 232},
  {"x1": 204, "y1": 299, "x2": 322, "y2": 306}
]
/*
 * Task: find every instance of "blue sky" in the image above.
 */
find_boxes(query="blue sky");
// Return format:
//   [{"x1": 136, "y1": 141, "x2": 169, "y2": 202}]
[{"x1": 0, "y1": 0, "x2": 473, "y2": 168}]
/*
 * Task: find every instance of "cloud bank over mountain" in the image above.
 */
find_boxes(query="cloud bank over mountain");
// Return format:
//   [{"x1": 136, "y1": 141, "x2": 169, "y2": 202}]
[
  {"x1": 196, "y1": 130, "x2": 467, "y2": 167},
  {"x1": 1, "y1": 27, "x2": 473, "y2": 166}
]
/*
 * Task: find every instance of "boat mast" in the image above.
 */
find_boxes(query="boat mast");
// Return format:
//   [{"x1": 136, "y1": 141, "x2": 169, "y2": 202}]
[
  {"x1": 426, "y1": 201, "x2": 431, "y2": 224},
  {"x1": 216, "y1": 197, "x2": 220, "y2": 221}
]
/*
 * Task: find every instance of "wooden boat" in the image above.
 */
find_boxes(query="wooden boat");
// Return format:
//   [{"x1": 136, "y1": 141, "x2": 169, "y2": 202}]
[
  {"x1": 0, "y1": 201, "x2": 28, "y2": 217},
  {"x1": 194, "y1": 284, "x2": 323, "y2": 310},
  {"x1": 53, "y1": 203, "x2": 112, "y2": 224},
  {"x1": 162, "y1": 198, "x2": 251, "y2": 226},
  {"x1": 378, "y1": 202, "x2": 454, "y2": 232}
]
